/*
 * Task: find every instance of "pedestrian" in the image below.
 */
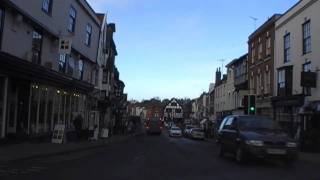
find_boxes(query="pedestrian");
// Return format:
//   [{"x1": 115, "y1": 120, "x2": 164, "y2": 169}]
[{"x1": 73, "y1": 114, "x2": 83, "y2": 140}]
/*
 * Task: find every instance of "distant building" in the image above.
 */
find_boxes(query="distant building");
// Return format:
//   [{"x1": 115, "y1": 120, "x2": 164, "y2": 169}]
[
  {"x1": 164, "y1": 99, "x2": 183, "y2": 123},
  {"x1": 248, "y1": 14, "x2": 281, "y2": 117},
  {"x1": 225, "y1": 54, "x2": 249, "y2": 115}
]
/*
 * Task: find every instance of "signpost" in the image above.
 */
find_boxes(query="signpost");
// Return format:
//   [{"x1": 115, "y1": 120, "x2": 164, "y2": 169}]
[{"x1": 51, "y1": 124, "x2": 66, "y2": 144}]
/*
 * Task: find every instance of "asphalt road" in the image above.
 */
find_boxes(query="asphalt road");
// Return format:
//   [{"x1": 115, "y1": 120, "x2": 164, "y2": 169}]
[{"x1": 1, "y1": 131, "x2": 320, "y2": 180}]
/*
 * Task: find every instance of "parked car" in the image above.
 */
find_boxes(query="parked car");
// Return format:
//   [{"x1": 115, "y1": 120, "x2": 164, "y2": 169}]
[
  {"x1": 184, "y1": 125, "x2": 195, "y2": 137},
  {"x1": 190, "y1": 128, "x2": 205, "y2": 140},
  {"x1": 169, "y1": 127, "x2": 182, "y2": 137},
  {"x1": 217, "y1": 115, "x2": 298, "y2": 164},
  {"x1": 145, "y1": 118, "x2": 163, "y2": 135}
]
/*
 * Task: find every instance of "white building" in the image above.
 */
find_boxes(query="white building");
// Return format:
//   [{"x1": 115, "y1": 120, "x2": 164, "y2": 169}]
[
  {"x1": 164, "y1": 99, "x2": 183, "y2": 122},
  {"x1": 273, "y1": 0, "x2": 320, "y2": 140}
]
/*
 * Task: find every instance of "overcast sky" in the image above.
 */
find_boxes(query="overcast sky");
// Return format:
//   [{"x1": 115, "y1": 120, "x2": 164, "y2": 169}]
[{"x1": 87, "y1": 0, "x2": 297, "y2": 101}]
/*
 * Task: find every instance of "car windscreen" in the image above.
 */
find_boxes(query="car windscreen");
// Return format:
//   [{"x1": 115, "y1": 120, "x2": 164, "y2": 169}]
[{"x1": 238, "y1": 117, "x2": 281, "y2": 130}]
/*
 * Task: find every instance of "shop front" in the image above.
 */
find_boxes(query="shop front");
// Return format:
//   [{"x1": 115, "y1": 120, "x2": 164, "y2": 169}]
[{"x1": 0, "y1": 52, "x2": 94, "y2": 139}]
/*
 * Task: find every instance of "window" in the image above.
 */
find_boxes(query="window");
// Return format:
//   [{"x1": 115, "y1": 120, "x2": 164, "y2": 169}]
[
  {"x1": 42, "y1": 0, "x2": 52, "y2": 14},
  {"x1": 175, "y1": 109, "x2": 182, "y2": 113},
  {"x1": 250, "y1": 75, "x2": 255, "y2": 94},
  {"x1": 303, "y1": 62, "x2": 311, "y2": 95},
  {"x1": 251, "y1": 48, "x2": 255, "y2": 63},
  {"x1": 171, "y1": 102, "x2": 177, "y2": 107},
  {"x1": 284, "y1": 33, "x2": 290, "y2": 63},
  {"x1": 278, "y1": 69, "x2": 285, "y2": 89},
  {"x1": 0, "y1": 7, "x2": 4, "y2": 50},
  {"x1": 264, "y1": 69, "x2": 270, "y2": 94},
  {"x1": 32, "y1": 30, "x2": 43, "y2": 64},
  {"x1": 85, "y1": 24, "x2": 92, "y2": 46},
  {"x1": 68, "y1": 6, "x2": 76, "y2": 32},
  {"x1": 257, "y1": 72, "x2": 262, "y2": 95},
  {"x1": 67, "y1": 56, "x2": 74, "y2": 75},
  {"x1": 58, "y1": 54, "x2": 68, "y2": 73},
  {"x1": 223, "y1": 117, "x2": 234, "y2": 130},
  {"x1": 95, "y1": 69, "x2": 99, "y2": 86},
  {"x1": 266, "y1": 37, "x2": 271, "y2": 56},
  {"x1": 78, "y1": 59, "x2": 84, "y2": 80},
  {"x1": 258, "y1": 43, "x2": 262, "y2": 60},
  {"x1": 303, "y1": 21, "x2": 311, "y2": 54},
  {"x1": 102, "y1": 69, "x2": 108, "y2": 83}
]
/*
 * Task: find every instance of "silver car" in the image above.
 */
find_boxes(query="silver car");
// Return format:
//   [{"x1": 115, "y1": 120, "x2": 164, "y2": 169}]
[{"x1": 190, "y1": 128, "x2": 205, "y2": 140}]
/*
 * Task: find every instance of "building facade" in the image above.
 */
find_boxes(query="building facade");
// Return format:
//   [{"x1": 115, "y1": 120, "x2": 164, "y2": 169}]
[
  {"x1": 248, "y1": 14, "x2": 281, "y2": 118},
  {"x1": 273, "y1": 0, "x2": 320, "y2": 148},
  {"x1": 226, "y1": 54, "x2": 249, "y2": 115},
  {"x1": 163, "y1": 99, "x2": 183, "y2": 123},
  {"x1": 0, "y1": 0, "x2": 126, "y2": 139}
]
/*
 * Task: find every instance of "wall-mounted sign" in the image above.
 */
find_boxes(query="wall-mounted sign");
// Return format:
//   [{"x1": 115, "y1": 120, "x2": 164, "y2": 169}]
[
  {"x1": 52, "y1": 124, "x2": 66, "y2": 144},
  {"x1": 59, "y1": 37, "x2": 72, "y2": 54},
  {"x1": 301, "y1": 72, "x2": 317, "y2": 88}
]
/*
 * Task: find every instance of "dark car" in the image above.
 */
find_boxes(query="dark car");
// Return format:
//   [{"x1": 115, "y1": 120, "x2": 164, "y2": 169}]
[{"x1": 217, "y1": 115, "x2": 298, "y2": 164}]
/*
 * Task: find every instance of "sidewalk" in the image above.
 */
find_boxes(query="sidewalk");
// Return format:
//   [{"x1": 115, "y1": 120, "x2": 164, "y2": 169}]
[{"x1": 0, "y1": 135, "x2": 130, "y2": 163}]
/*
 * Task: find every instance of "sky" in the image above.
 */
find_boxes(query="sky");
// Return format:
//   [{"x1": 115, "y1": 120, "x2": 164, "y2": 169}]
[{"x1": 87, "y1": 0, "x2": 298, "y2": 101}]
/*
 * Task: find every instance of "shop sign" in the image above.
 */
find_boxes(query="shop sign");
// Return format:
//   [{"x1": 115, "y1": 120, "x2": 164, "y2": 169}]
[{"x1": 301, "y1": 72, "x2": 317, "y2": 88}]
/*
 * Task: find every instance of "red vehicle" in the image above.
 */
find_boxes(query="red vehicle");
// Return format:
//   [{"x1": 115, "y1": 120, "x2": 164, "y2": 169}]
[{"x1": 145, "y1": 118, "x2": 164, "y2": 135}]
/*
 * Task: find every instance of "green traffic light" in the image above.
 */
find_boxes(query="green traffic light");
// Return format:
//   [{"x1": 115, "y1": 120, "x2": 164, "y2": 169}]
[{"x1": 250, "y1": 107, "x2": 255, "y2": 111}]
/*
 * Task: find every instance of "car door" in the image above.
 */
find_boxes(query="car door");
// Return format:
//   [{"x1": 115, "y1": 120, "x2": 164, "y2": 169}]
[
  {"x1": 221, "y1": 117, "x2": 238, "y2": 152},
  {"x1": 228, "y1": 117, "x2": 240, "y2": 153},
  {"x1": 218, "y1": 116, "x2": 233, "y2": 150}
]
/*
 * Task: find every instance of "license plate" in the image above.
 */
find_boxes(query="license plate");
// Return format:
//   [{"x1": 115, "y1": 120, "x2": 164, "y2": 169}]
[{"x1": 267, "y1": 149, "x2": 287, "y2": 155}]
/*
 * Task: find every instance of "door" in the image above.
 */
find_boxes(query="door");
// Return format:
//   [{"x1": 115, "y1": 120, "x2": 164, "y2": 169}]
[{"x1": 220, "y1": 117, "x2": 238, "y2": 152}]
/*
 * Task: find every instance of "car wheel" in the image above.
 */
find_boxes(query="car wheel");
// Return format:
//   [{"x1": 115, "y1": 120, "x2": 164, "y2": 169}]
[
  {"x1": 235, "y1": 147, "x2": 247, "y2": 164},
  {"x1": 218, "y1": 144, "x2": 225, "y2": 157}
]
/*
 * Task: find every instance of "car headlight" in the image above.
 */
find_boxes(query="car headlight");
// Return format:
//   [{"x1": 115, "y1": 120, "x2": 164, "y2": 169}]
[
  {"x1": 286, "y1": 142, "x2": 297, "y2": 148},
  {"x1": 246, "y1": 140, "x2": 264, "y2": 146}
]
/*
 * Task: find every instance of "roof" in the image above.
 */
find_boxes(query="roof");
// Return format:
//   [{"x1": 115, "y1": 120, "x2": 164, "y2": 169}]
[
  {"x1": 248, "y1": 14, "x2": 282, "y2": 40},
  {"x1": 226, "y1": 53, "x2": 248, "y2": 67}
]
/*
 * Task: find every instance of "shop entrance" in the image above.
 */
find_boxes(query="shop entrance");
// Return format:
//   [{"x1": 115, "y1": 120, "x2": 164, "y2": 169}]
[{"x1": 6, "y1": 80, "x2": 30, "y2": 137}]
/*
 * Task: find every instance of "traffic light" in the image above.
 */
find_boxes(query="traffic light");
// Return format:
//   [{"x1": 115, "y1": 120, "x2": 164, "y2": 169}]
[{"x1": 249, "y1": 95, "x2": 256, "y2": 115}]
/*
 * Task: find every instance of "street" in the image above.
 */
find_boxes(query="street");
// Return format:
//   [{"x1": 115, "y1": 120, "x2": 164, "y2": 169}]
[{"x1": 1, "y1": 131, "x2": 319, "y2": 180}]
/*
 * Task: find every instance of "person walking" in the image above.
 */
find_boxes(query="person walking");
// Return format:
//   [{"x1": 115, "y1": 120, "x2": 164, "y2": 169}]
[{"x1": 73, "y1": 114, "x2": 83, "y2": 140}]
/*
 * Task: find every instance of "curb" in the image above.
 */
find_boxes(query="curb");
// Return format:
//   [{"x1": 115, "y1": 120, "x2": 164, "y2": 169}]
[{"x1": 3, "y1": 135, "x2": 131, "y2": 163}]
